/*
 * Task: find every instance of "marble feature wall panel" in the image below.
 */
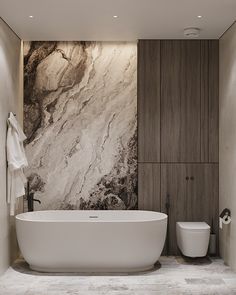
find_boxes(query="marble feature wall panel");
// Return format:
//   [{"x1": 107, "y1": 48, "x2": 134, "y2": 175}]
[{"x1": 24, "y1": 41, "x2": 137, "y2": 210}]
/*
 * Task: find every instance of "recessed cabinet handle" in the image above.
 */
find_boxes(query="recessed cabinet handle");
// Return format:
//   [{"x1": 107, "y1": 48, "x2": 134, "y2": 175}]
[
  {"x1": 186, "y1": 176, "x2": 189, "y2": 180},
  {"x1": 190, "y1": 176, "x2": 194, "y2": 180}
]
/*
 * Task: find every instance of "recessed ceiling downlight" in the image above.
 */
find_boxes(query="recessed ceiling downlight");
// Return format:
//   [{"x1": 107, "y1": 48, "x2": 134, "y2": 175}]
[
  {"x1": 113, "y1": 15, "x2": 118, "y2": 18},
  {"x1": 184, "y1": 27, "x2": 200, "y2": 38},
  {"x1": 29, "y1": 15, "x2": 34, "y2": 18}
]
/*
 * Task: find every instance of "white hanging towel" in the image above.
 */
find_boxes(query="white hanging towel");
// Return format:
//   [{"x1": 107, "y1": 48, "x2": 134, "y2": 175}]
[{"x1": 7, "y1": 112, "x2": 28, "y2": 215}]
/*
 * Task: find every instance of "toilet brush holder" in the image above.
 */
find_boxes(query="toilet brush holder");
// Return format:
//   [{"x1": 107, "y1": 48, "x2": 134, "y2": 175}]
[{"x1": 209, "y1": 233, "x2": 216, "y2": 256}]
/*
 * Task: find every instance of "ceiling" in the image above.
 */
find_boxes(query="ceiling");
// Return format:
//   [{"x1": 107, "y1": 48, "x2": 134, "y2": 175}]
[{"x1": 0, "y1": 0, "x2": 236, "y2": 41}]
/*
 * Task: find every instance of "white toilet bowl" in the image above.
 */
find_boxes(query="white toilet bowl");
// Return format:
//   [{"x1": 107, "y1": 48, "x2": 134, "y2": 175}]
[{"x1": 176, "y1": 222, "x2": 210, "y2": 257}]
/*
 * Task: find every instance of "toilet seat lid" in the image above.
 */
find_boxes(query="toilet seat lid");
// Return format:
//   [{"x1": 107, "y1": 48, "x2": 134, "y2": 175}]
[{"x1": 177, "y1": 222, "x2": 210, "y2": 230}]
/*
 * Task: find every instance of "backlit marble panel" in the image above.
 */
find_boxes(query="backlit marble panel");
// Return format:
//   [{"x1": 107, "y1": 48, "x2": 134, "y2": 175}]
[{"x1": 24, "y1": 41, "x2": 137, "y2": 210}]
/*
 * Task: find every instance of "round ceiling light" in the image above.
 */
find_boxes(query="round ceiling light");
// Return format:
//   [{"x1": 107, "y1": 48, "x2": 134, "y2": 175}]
[{"x1": 184, "y1": 27, "x2": 200, "y2": 38}]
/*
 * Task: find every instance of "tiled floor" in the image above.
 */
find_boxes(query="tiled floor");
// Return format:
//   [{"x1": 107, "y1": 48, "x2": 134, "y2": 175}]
[{"x1": 0, "y1": 256, "x2": 236, "y2": 295}]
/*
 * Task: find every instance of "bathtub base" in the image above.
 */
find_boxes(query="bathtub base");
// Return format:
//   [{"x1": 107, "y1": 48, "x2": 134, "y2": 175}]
[{"x1": 29, "y1": 264, "x2": 156, "y2": 273}]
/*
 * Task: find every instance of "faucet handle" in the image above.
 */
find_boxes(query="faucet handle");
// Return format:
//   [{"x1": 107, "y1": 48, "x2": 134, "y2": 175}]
[{"x1": 33, "y1": 198, "x2": 41, "y2": 204}]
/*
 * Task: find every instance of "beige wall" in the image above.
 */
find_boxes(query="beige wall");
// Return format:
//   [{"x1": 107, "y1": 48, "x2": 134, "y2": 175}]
[
  {"x1": 0, "y1": 18, "x2": 23, "y2": 276},
  {"x1": 219, "y1": 21, "x2": 236, "y2": 271}
]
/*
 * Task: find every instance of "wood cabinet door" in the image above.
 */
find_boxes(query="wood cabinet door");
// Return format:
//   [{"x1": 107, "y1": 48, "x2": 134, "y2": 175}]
[
  {"x1": 161, "y1": 164, "x2": 189, "y2": 254},
  {"x1": 138, "y1": 40, "x2": 161, "y2": 162},
  {"x1": 187, "y1": 164, "x2": 219, "y2": 237},
  {"x1": 138, "y1": 163, "x2": 161, "y2": 211},
  {"x1": 161, "y1": 163, "x2": 219, "y2": 255},
  {"x1": 161, "y1": 40, "x2": 201, "y2": 162},
  {"x1": 200, "y1": 40, "x2": 219, "y2": 163}
]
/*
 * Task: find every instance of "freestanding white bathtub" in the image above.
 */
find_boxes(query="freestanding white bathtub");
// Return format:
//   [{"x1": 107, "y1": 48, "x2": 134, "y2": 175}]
[{"x1": 16, "y1": 210, "x2": 167, "y2": 273}]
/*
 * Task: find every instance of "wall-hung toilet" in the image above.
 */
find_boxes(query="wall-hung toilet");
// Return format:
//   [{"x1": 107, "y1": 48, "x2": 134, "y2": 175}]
[{"x1": 176, "y1": 222, "x2": 210, "y2": 257}]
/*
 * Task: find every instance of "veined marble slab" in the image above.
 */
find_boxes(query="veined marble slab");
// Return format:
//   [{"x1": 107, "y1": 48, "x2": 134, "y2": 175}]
[{"x1": 24, "y1": 41, "x2": 137, "y2": 210}]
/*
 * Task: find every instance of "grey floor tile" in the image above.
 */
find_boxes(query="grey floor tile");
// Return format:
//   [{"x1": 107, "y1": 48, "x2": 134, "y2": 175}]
[{"x1": 0, "y1": 256, "x2": 236, "y2": 295}]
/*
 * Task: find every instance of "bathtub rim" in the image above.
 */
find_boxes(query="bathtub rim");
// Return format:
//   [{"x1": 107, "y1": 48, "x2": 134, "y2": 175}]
[{"x1": 15, "y1": 210, "x2": 168, "y2": 223}]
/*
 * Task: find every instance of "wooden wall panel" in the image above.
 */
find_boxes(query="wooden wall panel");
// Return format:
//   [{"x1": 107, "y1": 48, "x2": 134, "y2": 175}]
[
  {"x1": 200, "y1": 40, "x2": 209, "y2": 162},
  {"x1": 138, "y1": 163, "x2": 161, "y2": 211},
  {"x1": 138, "y1": 39, "x2": 219, "y2": 255},
  {"x1": 209, "y1": 40, "x2": 219, "y2": 162},
  {"x1": 138, "y1": 40, "x2": 160, "y2": 162},
  {"x1": 200, "y1": 40, "x2": 219, "y2": 163},
  {"x1": 161, "y1": 40, "x2": 201, "y2": 163}
]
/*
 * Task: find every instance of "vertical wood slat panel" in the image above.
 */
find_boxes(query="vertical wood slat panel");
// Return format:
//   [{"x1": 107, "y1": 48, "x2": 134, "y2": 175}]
[
  {"x1": 138, "y1": 40, "x2": 160, "y2": 162},
  {"x1": 184, "y1": 41, "x2": 201, "y2": 162},
  {"x1": 200, "y1": 40, "x2": 209, "y2": 162},
  {"x1": 209, "y1": 40, "x2": 219, "y2": 162},
  {"x1": 161, "y1": 41, "x2": 201, "y2": 162},
  {"x1": 138, "y1": 163, "x2": 161, "y2": 212},
  {"x1": 160, "y1": 41, "x2": 181, "y2": 162}
]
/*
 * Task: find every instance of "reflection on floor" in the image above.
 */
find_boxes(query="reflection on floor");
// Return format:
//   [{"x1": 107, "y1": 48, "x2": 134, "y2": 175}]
[{"x1": 0, "y1": 256, "x2": 236, "y2": 295}]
